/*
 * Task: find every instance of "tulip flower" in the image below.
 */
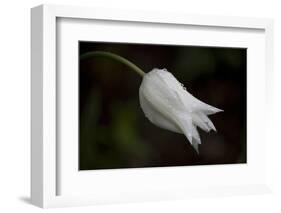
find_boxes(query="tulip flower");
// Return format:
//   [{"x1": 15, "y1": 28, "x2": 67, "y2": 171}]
[
  {"x1": 139, "y1": 68, "x2": 222, "y2": 153},
  {"x1": 80, "y1": 51, "x2": 223, "y2": 153}
]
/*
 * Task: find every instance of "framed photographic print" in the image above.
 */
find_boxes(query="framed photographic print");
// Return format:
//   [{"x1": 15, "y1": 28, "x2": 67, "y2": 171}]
[{"x1": 31, "y1": 4, "x2": 274, "y2": 208}]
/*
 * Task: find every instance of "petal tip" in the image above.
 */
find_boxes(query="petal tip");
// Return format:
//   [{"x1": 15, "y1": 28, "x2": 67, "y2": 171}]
[{"x1": 192, "y1": 142, "x2": 199, "y2": 154}]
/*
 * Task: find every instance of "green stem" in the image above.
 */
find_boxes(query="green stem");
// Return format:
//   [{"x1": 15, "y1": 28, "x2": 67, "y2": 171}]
[{"x1": 80, "y1": 51, "x2": 146, "y2": 77}]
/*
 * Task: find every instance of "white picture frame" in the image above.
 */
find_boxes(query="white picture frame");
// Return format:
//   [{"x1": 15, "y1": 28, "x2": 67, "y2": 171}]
[{"x1": 31, "y1": 4, "x2": 274, "y2": 208}]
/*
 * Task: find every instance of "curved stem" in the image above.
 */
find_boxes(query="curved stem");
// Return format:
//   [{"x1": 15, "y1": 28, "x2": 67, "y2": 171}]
[{"x1": 80, "y1": 51, "x2": 146, "y2": 77}]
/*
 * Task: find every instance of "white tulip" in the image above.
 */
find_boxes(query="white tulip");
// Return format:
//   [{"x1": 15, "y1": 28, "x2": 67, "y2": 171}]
[{"x1": 139, "y1": 68, "x2": 223, "y2": 153}]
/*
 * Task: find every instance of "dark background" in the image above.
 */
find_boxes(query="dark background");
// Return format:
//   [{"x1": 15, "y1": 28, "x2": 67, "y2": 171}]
[{"x1": 79, "y1": 41, "x2": 247, "y2": 170}]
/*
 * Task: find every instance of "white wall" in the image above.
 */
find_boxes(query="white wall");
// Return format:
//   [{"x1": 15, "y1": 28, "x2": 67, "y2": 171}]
[{"x1": 0, "y1": 0, "x2": 280, "y2": 212}]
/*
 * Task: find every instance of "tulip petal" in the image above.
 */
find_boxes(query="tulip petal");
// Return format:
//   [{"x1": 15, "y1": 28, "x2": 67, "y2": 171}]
[
  {"x1": 173, "y1": 114, "x2": 193, "y2": 144},
  {"x1": 192, "y1": 114, "x2": 211, "y2": 132},
  {"x1": 192, "y1": 98, "x2": 223, "y2": 115},
  {"x1": 194, "y1": 112, "x2": 217, "y2": 132},
  {"x1": 139, "y1": 89, "x2": 181, "y2": 134},
  {"x1": 192, "y1": 141, "x2": 199, "y2": 154},
  {"x1": 192, "y1": 125, "x2": 201, "y2": 144}
]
